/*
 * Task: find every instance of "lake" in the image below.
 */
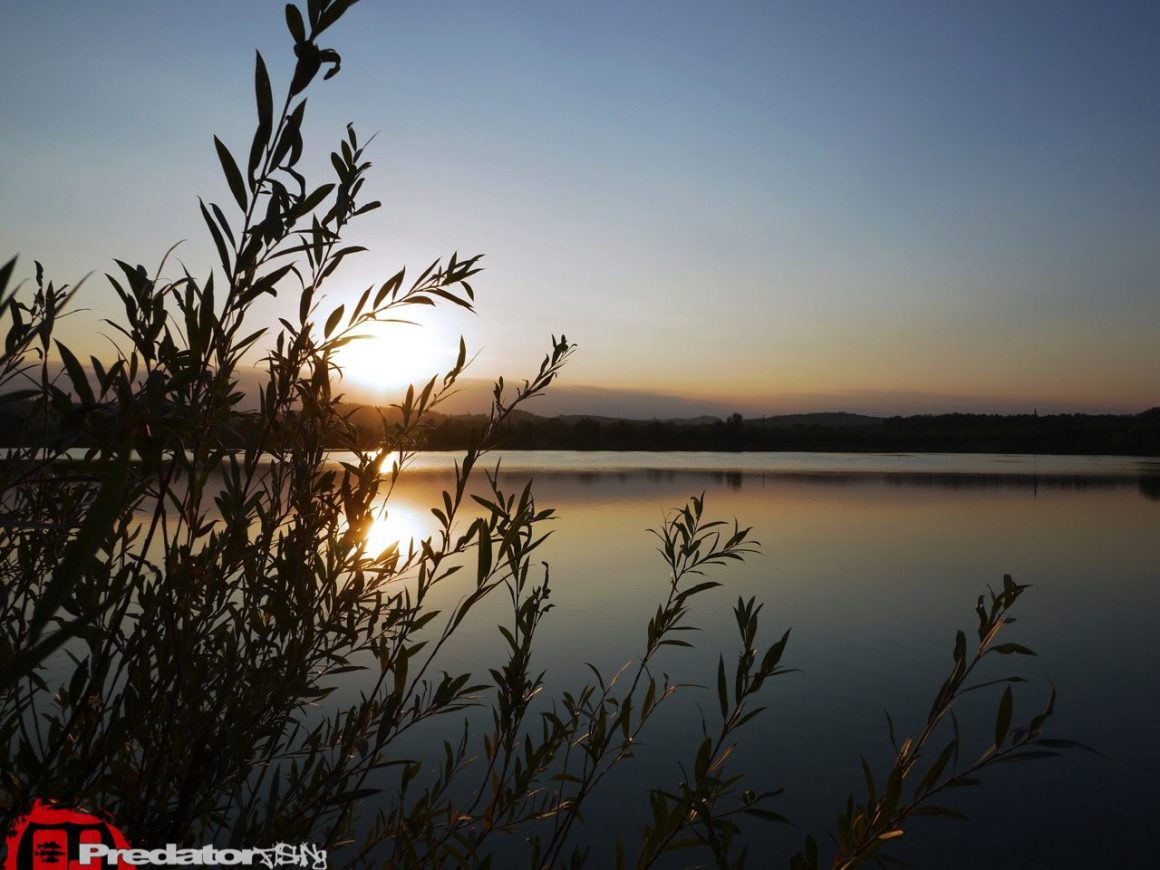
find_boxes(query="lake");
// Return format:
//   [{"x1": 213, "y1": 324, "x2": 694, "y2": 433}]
[{"x1": 342, "y1": 450, "x2": 1159, "y2": 868}]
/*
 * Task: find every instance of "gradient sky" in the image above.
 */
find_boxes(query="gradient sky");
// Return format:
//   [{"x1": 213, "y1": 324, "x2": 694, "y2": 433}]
[{"x1": 3, "y1": 1, "x2": 1158, "y2": 416}]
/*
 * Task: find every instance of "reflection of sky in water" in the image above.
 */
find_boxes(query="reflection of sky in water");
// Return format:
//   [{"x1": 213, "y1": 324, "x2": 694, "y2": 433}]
[
  {"x1": 109, "y1": 451, "x2": 1157, "y2": 865},
  {"x1": 363, "y1": 453, "x2": 1158, "y2": 867}
]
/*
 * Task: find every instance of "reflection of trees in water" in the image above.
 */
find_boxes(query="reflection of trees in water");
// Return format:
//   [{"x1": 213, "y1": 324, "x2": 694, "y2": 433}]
[
  {"x1": 712, "y1": 470, "x2": 744, "y2": 490},
  {"x1": 876, "y1": 472, "x2": 1131, "y2": 494},
  {"x1": 513, "y1": 469, "x2": 1155, "y2": 498},
  {"x1": 1139, "y1": 475, "x2": 1160, "y2": 501}
]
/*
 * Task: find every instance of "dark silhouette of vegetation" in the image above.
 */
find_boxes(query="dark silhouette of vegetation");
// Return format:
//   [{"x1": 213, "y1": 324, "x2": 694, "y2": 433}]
[
  {"x1": 6, "y1": 399, "x2": 1157, "y2": 456},
  {"x1": 1, "y1": 2, "x2": 1089, "y2": 867},
  {"x1": 414, "y1": 410, "x2": 1160, "y2": 455}
]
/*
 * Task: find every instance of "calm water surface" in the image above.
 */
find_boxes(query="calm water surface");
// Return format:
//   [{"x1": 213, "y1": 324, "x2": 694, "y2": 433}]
[{"x1": 338, "y1": 451, "x2": 1158, "y2": 868}]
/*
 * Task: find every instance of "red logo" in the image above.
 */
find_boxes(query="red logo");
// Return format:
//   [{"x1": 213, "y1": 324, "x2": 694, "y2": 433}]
[{"x1": 3, "y1": 801, "x2": 130, "y2": 870}]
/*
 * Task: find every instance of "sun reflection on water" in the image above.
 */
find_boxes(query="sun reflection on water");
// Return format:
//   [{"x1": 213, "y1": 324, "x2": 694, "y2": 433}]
[
  {"x1": 361, "y1": 501, "x2": 430, "y2": 557},
  {"x1": 376, "y1": 450, "x2": 402, "y2": 475}
]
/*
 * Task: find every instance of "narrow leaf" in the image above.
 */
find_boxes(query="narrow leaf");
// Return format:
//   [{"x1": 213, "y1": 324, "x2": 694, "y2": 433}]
[
  {"x1": 214, "y1": 136, "x2": 248, "y2": 212},
  {"x1": 994, "y1": 685, "x2": 1013, "y2": 748}
]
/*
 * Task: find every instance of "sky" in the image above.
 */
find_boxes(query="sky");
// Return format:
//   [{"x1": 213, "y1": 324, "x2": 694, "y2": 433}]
[{"x1": 2, "y1": 0, "x2": 1158, "y2": 417}]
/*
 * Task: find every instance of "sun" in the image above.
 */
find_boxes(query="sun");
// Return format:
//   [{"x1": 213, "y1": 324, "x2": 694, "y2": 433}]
[{"x1": 334, "y1": 318, "x2": 452, "y2": 397}]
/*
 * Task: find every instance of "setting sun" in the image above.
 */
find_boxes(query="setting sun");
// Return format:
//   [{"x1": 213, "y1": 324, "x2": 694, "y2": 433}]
[{"x1": 335, "y1": 319, "x2": 453, "y2": 397}]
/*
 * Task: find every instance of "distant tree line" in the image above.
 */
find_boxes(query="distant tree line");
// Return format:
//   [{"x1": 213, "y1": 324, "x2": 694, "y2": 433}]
[
  {"x1": 420, "y1": 409, "x2": 1160, "y2": 455},
  {"x1": 3, "y1": 398, "x2": 1157, "y2": 455}
]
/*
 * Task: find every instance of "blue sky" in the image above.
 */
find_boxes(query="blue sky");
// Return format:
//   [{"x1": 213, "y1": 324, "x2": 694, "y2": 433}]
[{"x1": 2, "y1": 1, "x2": 1158, "y2": 415}]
